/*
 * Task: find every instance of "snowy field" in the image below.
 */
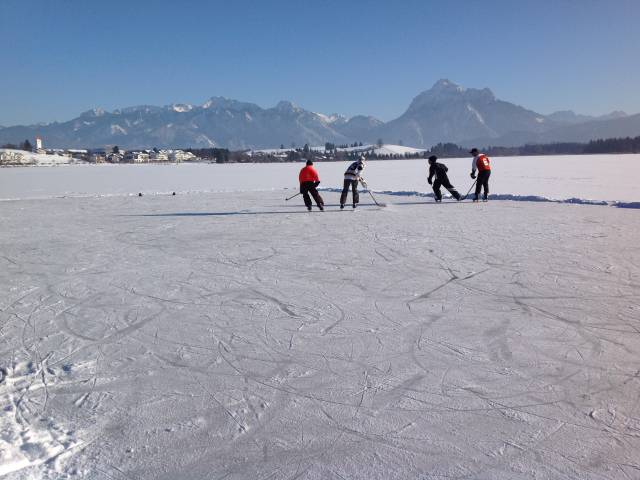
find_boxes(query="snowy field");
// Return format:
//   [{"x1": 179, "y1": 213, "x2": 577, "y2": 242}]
[
  {"x1": 1, "y1": 154, "x2": 639, "y2": 203},
  {"x1": 1, "y1": 158, "x2": 640, "y2": 479}
]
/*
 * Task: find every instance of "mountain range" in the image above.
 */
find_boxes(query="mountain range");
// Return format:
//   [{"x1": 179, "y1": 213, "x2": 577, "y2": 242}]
[{"x1": 1, "y1": 80, "x2": 638, "y2": 149}]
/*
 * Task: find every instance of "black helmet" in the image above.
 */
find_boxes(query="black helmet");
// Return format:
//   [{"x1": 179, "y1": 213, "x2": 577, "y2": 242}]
[
  {"x1": 428, "y1": 155, "x2": 437, "y2": 163},
  {"x1": 306, "y1": 160, "x2": 313, "y2": 166},
  {"x1": 469, "y1": 148, "x2": 479, "y2": 155}
]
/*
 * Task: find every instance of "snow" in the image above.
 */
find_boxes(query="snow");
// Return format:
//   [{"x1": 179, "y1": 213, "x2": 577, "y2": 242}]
[
  {"x1": 314, "y1": 112, "x2": 343, "y2": 124},
  {"x1": 1, "y1": 187, "x2": 639, "y2": 479},
  {"x1": 171, "y1": 104, "x2": 193, "y2": 113},
  {"x1": 110, "y1": 124, "x2": 127, "y2": 135},
  {"x1": 466, "y1": 104, "x2": 486, "y2": 125},
  {"x1": 0, "y1": 149, "x2": 76, "y2": 166},
  {"x1": 1, "y1": 154, "x2": 639, "y2": 204},
  {"x1": 331, "y1": 144, "x2": 427, "y2": 156},
  {"x1": 370, "y1": 144, "x2": 426, "y2": 156},
  {"x1": 251, "y1": 144, "x2": 425, "y2": 156},
  {"x1": 2, "y1": 155, "x2": 640, "y2": 477}
]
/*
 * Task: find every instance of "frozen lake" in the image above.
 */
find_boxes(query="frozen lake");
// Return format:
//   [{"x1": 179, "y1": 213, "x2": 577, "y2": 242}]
[
  {"x1": 1, "y1": 190, "x2": 639, "y2": 478},
  {"x1": 1, "y1": 154, "x2": 639, "y2": 203}
]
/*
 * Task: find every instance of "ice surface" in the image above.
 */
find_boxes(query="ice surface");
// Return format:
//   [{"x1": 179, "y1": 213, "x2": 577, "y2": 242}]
[
  {"x1": 1, "y1": 154, "x2": 639, "y2": 203},
  {"x1": 1, "y1": 189, "x2": 639, "y2": 478}
]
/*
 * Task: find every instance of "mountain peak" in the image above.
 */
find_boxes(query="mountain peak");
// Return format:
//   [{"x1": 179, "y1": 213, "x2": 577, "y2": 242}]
[
  {"x1": 202, "y1": 96, "x2": 231, "y2": 109},
  {"x1": 601, "y1": 110, "x2": 628, "y2": 120},
  {"x1": 407, "y1": 80, "x2": 497, "y2": 114},
  {"x1": 431, "y1": 79, "x2": 464, "y2": 93},
  {"x1": 274, "y1": 100, "x2": 300, "y2": 113},
  {"x1": 201, "y1": 97, "x2": 260, "y2": 112},
  {"x1": 406, "y1": 80, "x2": 467, "y2": 113}
]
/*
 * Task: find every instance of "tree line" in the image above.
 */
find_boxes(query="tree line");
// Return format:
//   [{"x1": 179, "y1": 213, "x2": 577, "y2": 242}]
[
  {"x1": 1, "y1": 139, "x2": 33, "y2": 151},
  {"x1": 413, "y1": 136, "x2": 640, "y2": 159}
]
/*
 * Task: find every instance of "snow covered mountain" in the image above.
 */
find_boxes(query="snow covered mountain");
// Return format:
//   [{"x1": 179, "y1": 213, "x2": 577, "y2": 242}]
[
  {"x1": 0, "y1": 80, "x2": 638, "y2": 149},
  {"x1": 0, "y1": 98, "x2": 382, "y2": 150},
  {"x1": 374, "y1": 80, "x2": 640, "y2": 147},
  {"x1": 379, "y1": 79, "x2": 549, "y2": 147},
  {"x1": 523, "y1": 112, "x2": 640, "y2": 144},
  {"x1": 546, "y1": 110, "x2": 596, "y2": 125},
  {"x1": 546, "y1": 110, "x2": 628, "y2": 125}
]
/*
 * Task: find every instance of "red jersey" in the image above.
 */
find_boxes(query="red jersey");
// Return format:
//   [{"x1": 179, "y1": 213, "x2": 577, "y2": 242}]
[
  {"x1": 299, "y1": 165, "x2": 320, "y2": 183},
  {"x1": 475, "y1": 154, "x2": 491, "y2": 172}
]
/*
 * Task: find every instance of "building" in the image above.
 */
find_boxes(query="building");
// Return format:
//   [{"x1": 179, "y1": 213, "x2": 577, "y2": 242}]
[
  {"x1": 106, "y1": 152, "x2": 123, "y2": 163},
  {"x1": 124, "y1": 151, "x2": 150, "y2": 163},
  {"x1": 35, "y1": 136, "x2": 45, "y2": 154},
  {"x1": 150, "y1": 150, "x2": 169, "y2": 162},
  {"x1": 168, "y1": 150, "x2": 196, "y2": 163}
]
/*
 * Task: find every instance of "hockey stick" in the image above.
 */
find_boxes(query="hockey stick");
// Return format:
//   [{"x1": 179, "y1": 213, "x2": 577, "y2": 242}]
[
  {"x1": 461, "y1": 180, "x2": 477, "y2": 201},
  {"x1": 368, "y1": 190, "x2": 386, "y2": 207},
  {"x1": 285, "y1": 192, "x2": 301, "y2": 201},
  {"x1": 359, "y1": 179, "x2": 386, "y2": 207}
]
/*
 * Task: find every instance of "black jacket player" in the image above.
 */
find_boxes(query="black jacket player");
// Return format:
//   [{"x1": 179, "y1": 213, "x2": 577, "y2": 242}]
[{"x1": 427, "y1": 155, "x2": 461, "y2": 202}]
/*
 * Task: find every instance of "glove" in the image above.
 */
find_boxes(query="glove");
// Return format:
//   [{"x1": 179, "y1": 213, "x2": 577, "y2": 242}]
[
  {"x1": 428, "y1": 178, "x2": 432, "y2": 185},
  {"x1": 314, "y1": 181, "x2": 320, "y2": 187},
  {"x1": 360, "y1": 179, "x2": 368, "y2": 188},
  {"x1": 470, "y1": 172, "x2": 476, "y2": 179}
]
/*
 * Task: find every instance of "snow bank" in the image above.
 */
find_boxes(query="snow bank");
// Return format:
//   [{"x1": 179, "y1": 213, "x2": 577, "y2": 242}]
[
  {"x1": 614, "y1": 201, "x2": 640, "y2": 209},
  {"x1": 365, "y1": 189, "x2": 612, "y2": 207}
]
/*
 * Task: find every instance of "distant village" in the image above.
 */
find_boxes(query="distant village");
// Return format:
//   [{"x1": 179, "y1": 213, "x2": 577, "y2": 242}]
[
  {"x1": 0, "y1": 136, "x2": 199, "y2": 166},
  {"x1": 1, "y1": 136, "x2": 432, "y2": 167},
  {"x1": 3, "y1": 134, "x2": 638, "y2": 167}
]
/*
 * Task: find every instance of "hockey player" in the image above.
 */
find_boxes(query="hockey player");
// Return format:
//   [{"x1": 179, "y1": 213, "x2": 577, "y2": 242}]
[
  {"x1": 427, "y1": 155, "x2": 461, "y2": 202},
  {"x1": 298, "y1": 160, "x2": 324, "y2": 211},
  {"x1": 340, "y1": 155, "x2": 366, "y2": 209},
  {"x1": 469, "y1": 148, "x2": 491, "y2": 202}
]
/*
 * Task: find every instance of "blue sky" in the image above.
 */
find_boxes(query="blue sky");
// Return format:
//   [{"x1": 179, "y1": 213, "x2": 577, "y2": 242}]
[{"x1": 1, "y1": 0, "x2": 639, "y2": 125}]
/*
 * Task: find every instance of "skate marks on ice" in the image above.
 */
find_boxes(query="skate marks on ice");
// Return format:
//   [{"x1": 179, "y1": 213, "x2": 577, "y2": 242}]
[
  {"x1": 1, "y1": 191, "x2": 640, "y2": 478},
  {"x1": 0, "y1": 356, "x2": 89, "y2": 476}
]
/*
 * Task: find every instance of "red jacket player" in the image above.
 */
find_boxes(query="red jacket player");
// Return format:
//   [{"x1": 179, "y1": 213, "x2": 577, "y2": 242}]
[
  {"x1": 298, "y1": 160, "x2": 324, "y2": 211},
  {"x1": 469, "y1": 148, "x2": 491, "y2": 202}
]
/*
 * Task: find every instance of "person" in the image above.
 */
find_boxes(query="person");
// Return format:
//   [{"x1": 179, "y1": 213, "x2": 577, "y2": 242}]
[
  {"x1": 469, "y1": 148, "x2": 491, "y2": 202},
  {"x1": 427, "y1": 155, "x2": 461, "y2": 202},
  {"x1": 340, "y1": 155, "x2": 366, "y2": 209},
  {"x1": 298, "y1": 160, "x2": 324, "y2": 211}
]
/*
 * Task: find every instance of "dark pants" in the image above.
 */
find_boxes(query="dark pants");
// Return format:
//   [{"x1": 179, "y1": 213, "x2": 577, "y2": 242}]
[
  {"x1": 433, "y1": 176, "x2": 461, "y2": 201},
  {"x1": 474, "y1": 170, "x2": 491, "y2": 200},
  {"x1": 340, "y1": 179, "x2": 359, "y2": 206},
  {"x1": 300, "y1": 181, "x2": 324, "y2": 208}
]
